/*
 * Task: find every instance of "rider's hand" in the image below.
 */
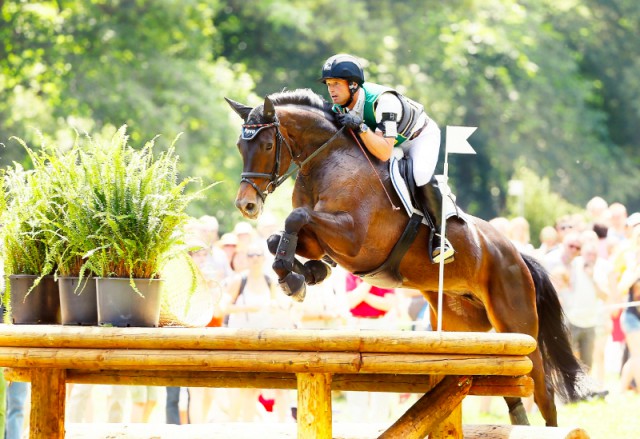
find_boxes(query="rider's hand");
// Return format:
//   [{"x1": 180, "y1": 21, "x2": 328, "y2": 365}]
[{"x1": 336, "y1": 112, "x2": 363, "y2": 131}]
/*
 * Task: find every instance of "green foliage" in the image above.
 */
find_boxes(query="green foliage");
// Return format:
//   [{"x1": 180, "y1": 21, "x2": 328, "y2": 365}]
[
  {"x1": 0, "y1": 163, "x2": 53, "y2": 277},
  {"x1": 77, "y1": 125, "x2": 214, "y2": 279},
  {"x1": 1, "y1": 0, "x2": 639, "y2": 224}
]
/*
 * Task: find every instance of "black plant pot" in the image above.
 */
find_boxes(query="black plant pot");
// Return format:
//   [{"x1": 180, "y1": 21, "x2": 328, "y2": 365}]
[
  {"x1": 96, "y1": 277, "x2": 163, "y2": 327},
  {"x1": 59, "y1": 276, "x2": 98, "y2": 325},
  {"x1": 9, "y1": 274, "x2": 61, "y2": 324}
]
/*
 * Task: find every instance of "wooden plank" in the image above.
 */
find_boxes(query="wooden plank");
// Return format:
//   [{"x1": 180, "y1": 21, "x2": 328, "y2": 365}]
[
  {"x1": 0, "y1": 326, "x2": 536, "y2": 355},
  {"x1": 360, "y1": 353, "x2": 532, "y2": 375},
  {"x1": 0, "y1": 348, "x2": 531, "y2": 376},
  {"x1": 463, "y1": 424, "x2": 590, "y2": 439},
  {"x1": 65, "y1": 422, "x2": 389, "y2": 439},
  {"x1": 5, "y1": 368, "x2": 533, "y2": 397},
  {"x1": 29, "y1": 368, "x2": 65, "y2": 439},
  {"x1": 297, "y1": 373, "x2": 332, "y2": 439},
  {"x1": 0, "y1": 348, "x2": 360, "y2": 373},
  {"x1": 379, "y1": 375, "x2": 472, "y2": 439}
]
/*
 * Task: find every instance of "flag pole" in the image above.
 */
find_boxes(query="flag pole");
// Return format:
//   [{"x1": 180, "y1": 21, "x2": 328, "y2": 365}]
[
  {"x1": 436, "y1": 157, "x2": 450, "y2": 332},
  {"x1": 430, "y1": 125, "x2": 477, "y2": 333}
]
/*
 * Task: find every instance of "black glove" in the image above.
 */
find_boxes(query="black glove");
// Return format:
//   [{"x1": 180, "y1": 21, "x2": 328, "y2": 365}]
[{"x1": 336, "y1": 112, "x2": 363, "y2": 131}]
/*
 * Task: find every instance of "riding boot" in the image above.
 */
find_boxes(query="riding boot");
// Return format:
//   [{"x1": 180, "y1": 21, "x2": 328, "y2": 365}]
[{"x1": 419, "y1": 179, "x2": 455, "y2": 264}]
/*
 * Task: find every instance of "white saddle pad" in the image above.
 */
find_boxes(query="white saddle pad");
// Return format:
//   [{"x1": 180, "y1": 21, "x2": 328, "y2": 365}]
[{"x1": 389, "y1": 149, "x2": 465, "y2": 225}]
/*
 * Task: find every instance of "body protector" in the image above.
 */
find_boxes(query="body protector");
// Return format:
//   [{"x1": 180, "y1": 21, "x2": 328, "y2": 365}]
[{"x1": 332, "y1": 82, "x2": 424, "y2": 146}]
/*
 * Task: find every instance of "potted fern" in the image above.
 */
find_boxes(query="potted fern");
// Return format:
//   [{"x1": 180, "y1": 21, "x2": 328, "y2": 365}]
[
  {"x1": 0, "y1": 161, "x2": 60, "y2": 324},
  {"x1": 80, "y1": 126, "x2": 209, "y2": 327},
  {"x1": 35, "y1": 139, "x2": 100, "y2": 325}
]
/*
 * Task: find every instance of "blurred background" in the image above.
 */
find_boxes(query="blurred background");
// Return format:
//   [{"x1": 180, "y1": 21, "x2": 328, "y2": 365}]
[{"x1": 1, "y1": 0, "x2": 638, "y2": 241}]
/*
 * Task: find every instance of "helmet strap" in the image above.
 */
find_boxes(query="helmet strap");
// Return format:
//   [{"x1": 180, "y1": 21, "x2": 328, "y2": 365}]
[{"x1": 340, "y1": 82, "x2": 359, "y2": 109}]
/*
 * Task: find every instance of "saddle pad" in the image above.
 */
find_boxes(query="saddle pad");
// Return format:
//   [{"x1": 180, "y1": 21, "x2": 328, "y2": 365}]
[{"x1": 389, "y1": 150, "x2": 466, "y2": 225}]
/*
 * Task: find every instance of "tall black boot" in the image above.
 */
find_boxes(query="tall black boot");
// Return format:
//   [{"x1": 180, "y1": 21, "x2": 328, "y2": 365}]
[{"x1": 419, "y1": 179, "x2": 455, "y2": 264}]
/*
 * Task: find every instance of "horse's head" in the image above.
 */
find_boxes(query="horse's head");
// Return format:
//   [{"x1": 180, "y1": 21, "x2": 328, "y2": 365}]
[{"x1": 226, "y1": 96, "x2": 293, "y2": 219}]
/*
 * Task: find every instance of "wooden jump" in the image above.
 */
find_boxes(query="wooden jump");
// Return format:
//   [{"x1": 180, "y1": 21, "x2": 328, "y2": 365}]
[{"x1": 0, "y1": 326, "x2": 587, "y2": 438}]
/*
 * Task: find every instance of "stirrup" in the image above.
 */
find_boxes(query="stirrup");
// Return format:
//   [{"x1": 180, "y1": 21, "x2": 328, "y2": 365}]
[{"x1": 432, "y1": 236, "x2": 455, "y2": 264}]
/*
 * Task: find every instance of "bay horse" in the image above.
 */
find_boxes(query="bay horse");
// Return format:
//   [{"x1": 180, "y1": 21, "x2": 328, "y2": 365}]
[{"x1": 225, "y1": 89, "x2": 587, "y2": 426}]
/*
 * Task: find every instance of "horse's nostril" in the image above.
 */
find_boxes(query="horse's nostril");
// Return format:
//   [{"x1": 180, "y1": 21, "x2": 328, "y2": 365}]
[{"x1": 246, "y1": 203, "x2": 255, "y2": 212}]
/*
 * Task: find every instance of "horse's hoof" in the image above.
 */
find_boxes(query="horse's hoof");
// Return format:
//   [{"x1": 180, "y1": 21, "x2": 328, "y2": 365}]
[
  {"x1": 304, "y1": 260, "x2": 332, "y2": 285},
  {"x1": 279, "y1": 272, "x2": 306, "y2": 302}
]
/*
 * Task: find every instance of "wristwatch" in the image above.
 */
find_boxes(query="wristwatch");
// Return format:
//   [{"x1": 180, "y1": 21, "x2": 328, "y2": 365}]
[{"x1": 359, "y1": 123, "x2": 369, "y2": 134}]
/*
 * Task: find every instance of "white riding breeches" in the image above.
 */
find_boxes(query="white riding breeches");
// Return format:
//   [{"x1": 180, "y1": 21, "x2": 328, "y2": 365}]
[{"x1": 402, "y1": 120, "x2": 441, "y2": 187}]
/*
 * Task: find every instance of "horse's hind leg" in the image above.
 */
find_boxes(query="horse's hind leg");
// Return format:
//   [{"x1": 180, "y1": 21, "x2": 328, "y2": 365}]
[{"x1": 485, "y1": 266, "x2": 558, "y2": 426}]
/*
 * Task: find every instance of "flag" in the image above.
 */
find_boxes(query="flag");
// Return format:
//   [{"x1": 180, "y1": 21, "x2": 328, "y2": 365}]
[{"x1": 445, "y1": 126, "x2": 477, "y2": 155}]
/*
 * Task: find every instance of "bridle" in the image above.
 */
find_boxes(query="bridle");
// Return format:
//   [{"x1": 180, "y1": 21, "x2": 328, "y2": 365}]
[{"x1": 240, "y1": 118, "x2": 344, "y2": 202}]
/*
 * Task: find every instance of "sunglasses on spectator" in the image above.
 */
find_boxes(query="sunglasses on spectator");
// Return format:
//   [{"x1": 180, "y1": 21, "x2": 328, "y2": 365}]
[
  {"x1": 568, "y1": 243, "x2": 581, "y2": 250},
  {"x1": 247, "y1": 253, "x2": 264, "y2": 258}
]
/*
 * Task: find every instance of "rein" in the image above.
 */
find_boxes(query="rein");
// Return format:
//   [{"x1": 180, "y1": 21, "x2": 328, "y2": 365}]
[
  {"x1": 347, "y1": 129, "x2": 400, "y2": 211},
  {"x1": 240, "y1": 121, "x2": 344, "y2": 202}
]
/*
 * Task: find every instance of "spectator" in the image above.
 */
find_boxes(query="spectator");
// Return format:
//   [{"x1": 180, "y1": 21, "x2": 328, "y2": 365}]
[
  {"x1": 219, "y1": 240, "x2": 293, "y2": 422},
  {"x1": 509, "y1": 216, "x2": 535, "y2": 255},
  {"x1": 344, "y1": 273, "x2": 397, "y2": 423},
  {"x1": 565, "y1": 240, "x2": 610, "y2": 372},
  {"x1": 586, "y1": 196, "x2": 609, "y2": 225},
  {"x1": 131, "y1": 386, "x2": 158, "y2": 423},
  {"x1": 537, "y1": 225, "x2": 559, "y2": 257}
]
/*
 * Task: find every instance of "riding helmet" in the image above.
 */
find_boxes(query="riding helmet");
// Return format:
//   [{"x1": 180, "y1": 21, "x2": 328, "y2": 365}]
[{"x1": 320, "y1": 54, "x2": 365, "y2": 85}]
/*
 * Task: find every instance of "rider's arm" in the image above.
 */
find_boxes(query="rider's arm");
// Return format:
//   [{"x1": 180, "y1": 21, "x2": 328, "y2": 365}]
[
  {"x1": 359, "y1": 92, "x2": 402, "y2": 162},
  {"x1": 360, "y1": 129, "x2": 394, "y2": 162}
]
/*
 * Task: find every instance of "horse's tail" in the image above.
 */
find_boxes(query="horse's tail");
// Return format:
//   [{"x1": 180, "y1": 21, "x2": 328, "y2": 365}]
[{"x1": 521, "y1": 252, "x2": 588, "y2": 402}]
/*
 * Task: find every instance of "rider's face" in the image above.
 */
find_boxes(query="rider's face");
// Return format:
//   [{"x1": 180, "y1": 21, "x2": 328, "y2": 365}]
[{"x1": 325, "y1": 78, "x2": 351, "y2": 106}]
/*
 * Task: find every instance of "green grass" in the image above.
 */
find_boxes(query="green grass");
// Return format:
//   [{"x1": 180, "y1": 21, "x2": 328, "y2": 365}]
[{"x1": 461, "y1": 379, "x2": 640, "y2": 439}]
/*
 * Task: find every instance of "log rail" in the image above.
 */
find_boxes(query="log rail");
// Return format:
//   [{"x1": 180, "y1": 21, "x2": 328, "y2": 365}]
[{"x1": 0, "y1": 326, "x2": 540, "y2": 438}]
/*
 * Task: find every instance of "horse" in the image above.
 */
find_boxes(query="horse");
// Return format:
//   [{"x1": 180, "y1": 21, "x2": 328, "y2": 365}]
[{"x1": 225, "y1": 88, "x2": 587, "y2": 427}]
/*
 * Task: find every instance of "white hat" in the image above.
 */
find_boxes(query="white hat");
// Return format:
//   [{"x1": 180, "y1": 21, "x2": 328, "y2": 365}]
[
  {"x1": 218, "y1": 232, "x2": 238, "y2": 247},
  {"x1": 627, "y1": 212, "x2": 640, "y2": 228},
  {"x1": 233, "y1": 222, "x2": 254, "y2": 235}
]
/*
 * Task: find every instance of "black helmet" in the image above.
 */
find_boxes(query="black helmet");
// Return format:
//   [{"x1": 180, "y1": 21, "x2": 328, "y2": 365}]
[{"x1": 320, "y1": 54, "x2": 365, "y2": 85}]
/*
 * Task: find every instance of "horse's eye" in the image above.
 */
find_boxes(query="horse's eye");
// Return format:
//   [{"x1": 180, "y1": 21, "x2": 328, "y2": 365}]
[{"x1": 264, "y1": 142, "x2": 273, "y2": 151}]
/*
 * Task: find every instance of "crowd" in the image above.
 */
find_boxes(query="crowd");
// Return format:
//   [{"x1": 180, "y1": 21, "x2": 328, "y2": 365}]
[{"x1": 1, "y1": 195, "x2": 640, "y2": 433}]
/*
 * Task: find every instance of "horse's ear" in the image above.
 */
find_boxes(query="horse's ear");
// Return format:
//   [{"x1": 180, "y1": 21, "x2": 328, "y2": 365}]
[
  {"x1": 225, "y1": 97, "x2": 253, "y2": 122},
  {"x1": 263, "y1": 96, "x2": 276, "y2": 122}
]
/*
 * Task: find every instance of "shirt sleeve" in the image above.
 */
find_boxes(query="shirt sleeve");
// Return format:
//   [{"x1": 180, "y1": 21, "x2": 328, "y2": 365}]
[{"x1": 374, "y1": 92, "x2": 403, "y2": 123}]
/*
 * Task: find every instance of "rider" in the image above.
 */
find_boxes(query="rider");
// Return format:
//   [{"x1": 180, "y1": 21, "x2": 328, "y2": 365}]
[{"x1": 320, "y1": 53, "x2": 454, "y2": 264}]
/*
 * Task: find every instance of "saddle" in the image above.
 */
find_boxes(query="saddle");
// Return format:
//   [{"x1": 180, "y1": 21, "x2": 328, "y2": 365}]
[{"x1": 353, "y1": 150, "x2": 466, "y2": 288}]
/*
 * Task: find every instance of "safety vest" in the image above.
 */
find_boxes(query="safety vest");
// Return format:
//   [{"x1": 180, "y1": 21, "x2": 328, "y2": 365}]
[{"x1": 333, "y1": 82, "x2": 424, "y2": 146}]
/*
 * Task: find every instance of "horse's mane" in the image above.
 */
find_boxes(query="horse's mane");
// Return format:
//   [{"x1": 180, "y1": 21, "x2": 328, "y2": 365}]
[{"x1": 266, "y1": 89, "x2": 335, "y2": 119}]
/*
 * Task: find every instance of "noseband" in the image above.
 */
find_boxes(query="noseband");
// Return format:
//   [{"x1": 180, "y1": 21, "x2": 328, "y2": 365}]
[{"x1": 240, "y1": 119, "x2": 344, "y2": 202}]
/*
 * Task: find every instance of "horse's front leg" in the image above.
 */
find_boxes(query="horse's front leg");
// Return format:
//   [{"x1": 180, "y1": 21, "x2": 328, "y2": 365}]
[
  {"x1": 271, "y1": 207, "x2": 361, "y2": 301},
  {"x1": 266, "y1": 233, "x2": 332, "y2": 286}
]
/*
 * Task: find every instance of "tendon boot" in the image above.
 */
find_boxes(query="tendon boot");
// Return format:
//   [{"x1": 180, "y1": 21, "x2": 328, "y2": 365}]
[{"x1": 419, "y1": 179, "x2": 455, "y2": 264}]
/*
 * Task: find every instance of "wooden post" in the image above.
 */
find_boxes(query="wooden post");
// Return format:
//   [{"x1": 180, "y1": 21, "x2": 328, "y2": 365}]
[
  {"x1": 297, "y1": 372, "x2": 332, "y2": 439},
  {"x1": 430, "y1": 404, "x2": 463, "y2": 439},
  {"x1": 379, "y1": 375, "x2": 472, "y2": 439},
  {"x1": 29, "y1": 368, "x2": 66, "y2": 439}
]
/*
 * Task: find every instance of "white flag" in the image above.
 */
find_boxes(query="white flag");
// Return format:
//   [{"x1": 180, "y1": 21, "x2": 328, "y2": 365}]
[{"x1": 446, "y1": 125, "x2": 477, "y2": 155}]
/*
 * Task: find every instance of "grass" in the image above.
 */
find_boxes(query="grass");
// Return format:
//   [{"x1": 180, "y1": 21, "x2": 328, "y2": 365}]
[{"x1": 460, "y1": 374, "x2": 640, "y2": 439}]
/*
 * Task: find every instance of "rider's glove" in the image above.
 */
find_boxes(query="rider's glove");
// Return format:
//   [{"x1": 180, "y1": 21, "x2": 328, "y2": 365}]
[{"x1": 336, "y1": 113, "x2": 363, "y2": 131}]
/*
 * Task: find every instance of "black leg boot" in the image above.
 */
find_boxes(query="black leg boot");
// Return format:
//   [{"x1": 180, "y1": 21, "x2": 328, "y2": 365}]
[{"x1": 419, "y1": 179, "x2": 455, "y2": 264}]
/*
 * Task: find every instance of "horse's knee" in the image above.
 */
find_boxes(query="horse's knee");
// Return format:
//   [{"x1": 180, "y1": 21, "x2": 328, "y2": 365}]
[
  {"x1": 284, "y1": 208, "x2": 310, "y2": 232},
  {"x1": 303, "y1": 260, "x2": 332, "y2": 285},
  {"x1": 266, "y1": 232, "x2": 283, "y2": 255}
]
